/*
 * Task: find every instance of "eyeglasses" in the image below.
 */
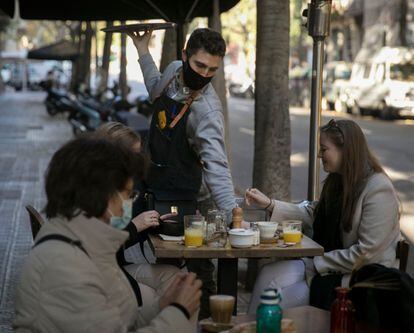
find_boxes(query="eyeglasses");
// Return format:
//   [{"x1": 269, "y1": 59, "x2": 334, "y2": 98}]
[{"x1": 325, "y1": 119, "x2": 344, "y2": 140}]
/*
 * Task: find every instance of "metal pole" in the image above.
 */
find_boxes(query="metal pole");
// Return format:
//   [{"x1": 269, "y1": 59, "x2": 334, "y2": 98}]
[
  {"x1": 303, "y1": 0, "x2": 332, "y2": 201},
  {"x1": 176, "y1": 23, "x2": 184, "y2": 60}
]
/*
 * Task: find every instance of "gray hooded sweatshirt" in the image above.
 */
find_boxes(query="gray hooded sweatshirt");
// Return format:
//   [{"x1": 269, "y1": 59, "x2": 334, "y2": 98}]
[{"x1": 138, "y1": 53, "x2": 237, "y2": 218}]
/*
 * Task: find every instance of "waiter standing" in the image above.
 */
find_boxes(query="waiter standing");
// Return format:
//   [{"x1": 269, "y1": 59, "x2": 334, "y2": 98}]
[{"x1": 128, "y1": 28, "x2": 238, "y2": 318}]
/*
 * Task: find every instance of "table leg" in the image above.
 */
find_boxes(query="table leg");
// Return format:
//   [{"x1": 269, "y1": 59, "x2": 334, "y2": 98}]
[{"x1": 217, "y1": 258, "x2": 238, "y2": 315}]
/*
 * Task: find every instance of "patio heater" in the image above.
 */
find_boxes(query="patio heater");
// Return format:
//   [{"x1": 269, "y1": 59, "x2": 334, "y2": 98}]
[{"x1": 303, "y1": 0, "x2": 333, "y2": 201}]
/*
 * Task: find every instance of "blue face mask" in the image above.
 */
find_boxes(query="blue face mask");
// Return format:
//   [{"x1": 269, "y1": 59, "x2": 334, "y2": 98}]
[{"x1": 108, "y1": 193, "x2": 132, "y2": 230}]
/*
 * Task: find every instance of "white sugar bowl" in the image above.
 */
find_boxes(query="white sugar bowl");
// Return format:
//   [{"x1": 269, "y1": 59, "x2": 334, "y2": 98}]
[{"x1": 228, "y1": 228, "x2": 254, "y2": 248}]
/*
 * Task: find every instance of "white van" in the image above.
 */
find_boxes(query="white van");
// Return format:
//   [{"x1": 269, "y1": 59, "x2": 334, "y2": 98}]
[{"x1": 344, "y1": 47, "x2": 414, "y2": 119}]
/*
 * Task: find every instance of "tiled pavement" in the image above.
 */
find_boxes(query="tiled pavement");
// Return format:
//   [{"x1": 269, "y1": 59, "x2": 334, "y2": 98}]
[
  {"x1": 0, "y1": 91, "x2": 252, "y2": 331},
  {"x1": 0, "y1": 91, "x2": 73, "y2": 332}
]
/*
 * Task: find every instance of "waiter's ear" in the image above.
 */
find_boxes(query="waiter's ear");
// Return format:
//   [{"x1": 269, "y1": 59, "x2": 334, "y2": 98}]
[{"x1": 182, "y1": 49, "x2": 187, "y2": 62}]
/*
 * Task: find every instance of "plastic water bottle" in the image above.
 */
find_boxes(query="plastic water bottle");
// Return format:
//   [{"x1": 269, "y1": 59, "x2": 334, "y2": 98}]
[{"x1": 256, "y1": 288, "x2": 282, "y2": 333}]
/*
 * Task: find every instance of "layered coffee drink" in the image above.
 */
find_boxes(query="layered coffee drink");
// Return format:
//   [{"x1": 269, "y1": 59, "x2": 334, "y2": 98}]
[{"x1": 209, "y1": 295, "x2": 235, "y2": 323}]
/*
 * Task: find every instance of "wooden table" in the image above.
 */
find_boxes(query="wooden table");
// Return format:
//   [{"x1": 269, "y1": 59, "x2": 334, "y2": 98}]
[
  {"x1": 232, "y1": 305, "x2": 400, "y2": 333},
  {"x1": 148, "y1": 234, "x2": 323, "y2": 314},
  {"x1": 232, "y1": 306, "x2": 330, "y2": 333}
]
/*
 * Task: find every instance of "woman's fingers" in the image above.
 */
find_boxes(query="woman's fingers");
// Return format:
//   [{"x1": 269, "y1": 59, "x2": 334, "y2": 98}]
[{"x1": 160, "y1": 212, "x2": 178, "y2": 220}]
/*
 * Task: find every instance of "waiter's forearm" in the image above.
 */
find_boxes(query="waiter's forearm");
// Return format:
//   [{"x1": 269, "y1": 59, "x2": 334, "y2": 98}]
[
  {"x1": 203, "y1": 165, "x2": 238, "y2": 221},
  {"x1": 138, "y1": 53, "x2": 162, "y2": 101}
]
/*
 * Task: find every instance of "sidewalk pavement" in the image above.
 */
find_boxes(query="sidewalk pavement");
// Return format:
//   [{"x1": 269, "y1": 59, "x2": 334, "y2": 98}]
[{"x1": 0, "y1": 91, "x2": 73, "y2": 332}]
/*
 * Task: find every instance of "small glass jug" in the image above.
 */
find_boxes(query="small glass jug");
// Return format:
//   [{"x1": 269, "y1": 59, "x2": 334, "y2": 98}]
[{"x1": 205, "y1": 209, "x2": 228, "y2": 247}]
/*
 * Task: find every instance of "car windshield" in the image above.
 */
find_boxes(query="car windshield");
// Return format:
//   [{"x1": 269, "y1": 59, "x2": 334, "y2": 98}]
[{"x1": 390, "y1": 63, "x2": 414, "y2": 81}]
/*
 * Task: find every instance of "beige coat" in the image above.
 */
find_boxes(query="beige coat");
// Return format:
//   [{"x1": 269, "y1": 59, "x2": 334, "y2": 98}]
[
  {"x1": 271, "y1": 172, "x2": 400, "y2": 286},
  {"x1": 14, "y1": 214, "x2": 194, "y2": 333}
]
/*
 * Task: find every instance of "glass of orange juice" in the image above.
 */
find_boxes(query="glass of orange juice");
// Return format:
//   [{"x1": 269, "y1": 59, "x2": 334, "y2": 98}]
[
  {"x1": 184, "y1": 215, "x2": 205, "y2": 247},
  {"x1": 282, "y1": 220, "x2": 302, "y2": 244}
]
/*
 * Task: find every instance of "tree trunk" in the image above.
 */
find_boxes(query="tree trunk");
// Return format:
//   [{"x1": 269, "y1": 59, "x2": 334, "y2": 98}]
[
  {"x1": 119, "y1": 21, "x2": 128, "y2": 100},
  {"x1": 94, "y1": 22, "x2": 99, "y2": 73},
  {"x1": 208, "y1": 0, "x2": 231, "y2": 163},
  {"x1": 76, "y1": 22, "x2": 93, "y2": 88},
  {"x1": 400, "y1": 0, "x2": 408, "y2": 46},
  {"x1": 160, "y1": 24, "x2": 189, "y2": 72},
  {"x1": 99, "y1": 21, "x2": 113, "y2": 93},
  {"x1": 254, "y1": 0, "x2": 291, "y2": 201},
  {"x1": 70, "y1": 22, "x2": 82, "y2": 92},
  {"x1": 160, "y1": 28, "x2": 178, "y2": 72}
]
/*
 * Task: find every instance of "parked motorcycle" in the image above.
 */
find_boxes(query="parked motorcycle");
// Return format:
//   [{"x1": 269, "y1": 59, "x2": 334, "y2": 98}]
[
  {"x1": 69, "y1": 83, "x2": 149, "y2": 138},
  {"x1": 135, "y1": 94, "x2": 154, "y2": 118},
  {"x1": 42, "y1": 85, "x2": 79, "y2": 116}
]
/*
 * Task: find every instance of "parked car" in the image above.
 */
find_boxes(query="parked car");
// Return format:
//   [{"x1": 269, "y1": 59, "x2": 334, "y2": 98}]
[
  {"x1": 289, "y1": 65, "x2": 311, "y2": 107},
  {"x1": 342, "y1": 47, "x2": 414, "y2": 119},
  {"x1": 323, "y1": 61, "x2": 352, "y2": 112}
]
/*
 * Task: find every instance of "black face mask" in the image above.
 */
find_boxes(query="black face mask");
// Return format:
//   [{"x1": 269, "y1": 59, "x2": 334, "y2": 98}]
[{"x1": 182, "y1": 60, "x2": 212, "y2": 91}]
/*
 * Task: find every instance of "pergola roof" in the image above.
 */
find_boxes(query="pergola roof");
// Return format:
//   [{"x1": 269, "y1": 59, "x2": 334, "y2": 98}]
[
  {"x1": 0, "y1": 0, "x2": 239, "y2": 22},
  {"x1": 28, "y1": 40, "x2": 79, "y2": 61}
]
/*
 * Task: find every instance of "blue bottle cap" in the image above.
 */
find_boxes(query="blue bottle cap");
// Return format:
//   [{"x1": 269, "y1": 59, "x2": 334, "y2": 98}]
[{"x1": 260, "y1": 288, "x2": 282, "y2": 305}]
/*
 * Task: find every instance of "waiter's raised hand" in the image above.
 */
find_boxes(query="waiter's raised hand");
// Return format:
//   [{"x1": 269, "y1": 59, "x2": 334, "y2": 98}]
[{"x1": 126, "y1": 29, "x2": 153, "y2": 58}]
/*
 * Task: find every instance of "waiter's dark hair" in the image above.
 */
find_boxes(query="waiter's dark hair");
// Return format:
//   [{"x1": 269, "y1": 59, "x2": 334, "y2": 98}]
[
  {"x1": 185, "y1": 28, "x2": 226, "y2": 58},
  {"x1": 44, "y1": 136, "x2": 145, "y2": 220}
]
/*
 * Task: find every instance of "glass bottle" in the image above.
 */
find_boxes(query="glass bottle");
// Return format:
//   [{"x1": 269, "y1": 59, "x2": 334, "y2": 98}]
[
  {"x1": 206, "y1": 209, "x2": 227, "y2": 247},
  {"x1": 330, "y1": 287, "x2": 356, "y2": 333},
  {"x1": 256, "y1": 288, "x2": 282, "y2": 333},
  {"x1": 251, "y1": 222, "x2": 260, "y2": 245}
]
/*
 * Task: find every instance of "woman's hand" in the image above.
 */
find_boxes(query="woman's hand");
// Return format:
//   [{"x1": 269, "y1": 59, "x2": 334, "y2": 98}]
[
  {"x1": 245, "y1": 188, "x2": 273, "y2": 211},
  {"x1": 131, "y1": 210, "x2": 160, "y2": 232},
  {"x1": 126, "y1": 29, "x2": 153, "y2": 58},
  {"x1": 131, "y1": 211, "x2": 178, "y2": 232},
  {"x1": 159, "y1": 273, "x2": 202, "y2": 317},
  {"x1": 159, "y1": 212, "x2": 178, "y2": 224}
]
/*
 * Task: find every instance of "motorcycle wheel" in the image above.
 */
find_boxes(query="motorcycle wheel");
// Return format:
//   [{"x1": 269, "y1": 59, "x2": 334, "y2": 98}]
[
  {"x1": 72, "y1": 124, "x2": 84, "y2": 137},
  {"x1": 46, "y1": 103, "x2": 58, "y2": 116}
]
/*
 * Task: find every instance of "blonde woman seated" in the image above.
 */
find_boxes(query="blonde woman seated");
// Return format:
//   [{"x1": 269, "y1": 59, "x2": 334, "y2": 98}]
[
  {"x1": 14, "y1": 137, "x2": 201, "y2": 332},
  {"x1": 245, "y1": 119, "x2": 400, "y2": 312},
  {"x1": 94, "y1": 122, "x2": 179, "y2": 294}
]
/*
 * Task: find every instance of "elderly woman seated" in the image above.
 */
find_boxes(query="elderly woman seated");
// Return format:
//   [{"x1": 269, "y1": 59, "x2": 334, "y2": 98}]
[{"x1": 14, "y1": 136, "x2": 201, "y2": 332}]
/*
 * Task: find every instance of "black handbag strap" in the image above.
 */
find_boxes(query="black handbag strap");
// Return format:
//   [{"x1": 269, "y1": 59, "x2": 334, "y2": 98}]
[
  {"x1": 34, "y1": 234, "x2": 89, "y2": 256},
  {"x1": 34, "y1": 234, "x2": 143, "y2": 307},
  {"x1": 139, "y1": 239, "x2": 151, "y2": 264}
]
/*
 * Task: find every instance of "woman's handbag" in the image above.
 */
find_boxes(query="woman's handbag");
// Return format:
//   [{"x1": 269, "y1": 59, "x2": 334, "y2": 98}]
[
  {"x1": 350, "y1": 263, "x2": 414, "y2": 333},
  {"x1": 145, "y1": 190, "x2": 198, "y2": 236}
]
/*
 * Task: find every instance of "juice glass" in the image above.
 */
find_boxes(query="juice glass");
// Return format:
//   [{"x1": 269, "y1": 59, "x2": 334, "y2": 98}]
[
  {"x1": 282, "y1": 220, "x2": 302, "y2": 244},
  {"x1": 184, "y1": 215, "x2": 205, "y2": 247}
]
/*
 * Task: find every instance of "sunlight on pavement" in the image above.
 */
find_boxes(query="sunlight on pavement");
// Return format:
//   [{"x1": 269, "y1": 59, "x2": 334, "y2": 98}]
[
  {"x1": 400, "y1": 215, "x2": 414, "y2": 244},
  {"x1": 239, "y1": 127, "x2": 254, "y2": 136},
  {"x1": 383, "y1": 166, "x2": 414, "y2": 182},
  {"x1": 291, "y1": 152, "x2": 307, "y2": 167}
]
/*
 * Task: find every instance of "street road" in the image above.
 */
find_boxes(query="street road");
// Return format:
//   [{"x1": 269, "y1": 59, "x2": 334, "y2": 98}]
[{"x1": 228, "y1": 96, "x2": 414, "y2": 219}]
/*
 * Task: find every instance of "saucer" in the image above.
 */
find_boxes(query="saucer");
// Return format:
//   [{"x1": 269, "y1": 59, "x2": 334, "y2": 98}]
[{"x1": 199, "y1": 318, "x2": 234, "y2": 332}]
